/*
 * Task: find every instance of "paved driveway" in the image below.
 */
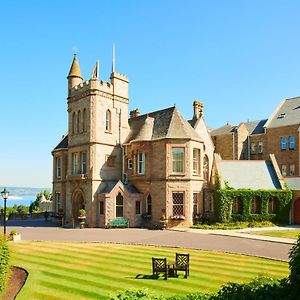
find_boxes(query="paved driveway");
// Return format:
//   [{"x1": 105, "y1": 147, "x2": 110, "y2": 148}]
[{"x1": 5, "y1": 219, "x2": 293, "y2": 262}]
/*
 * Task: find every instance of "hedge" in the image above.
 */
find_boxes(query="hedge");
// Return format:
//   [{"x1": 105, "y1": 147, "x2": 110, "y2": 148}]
[
  {"x1": 0, "y1": 236, "x2": 9, "y2": 293},
  {"x1": 213, "y1": 175, "x2": 292, "y2": 223}
]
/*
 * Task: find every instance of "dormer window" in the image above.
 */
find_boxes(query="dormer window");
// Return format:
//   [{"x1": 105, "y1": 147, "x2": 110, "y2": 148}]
[
  {"x1": 105, "y1": 110, "x2": 111, "y2": 132},
  {"x1": 277, "y1": 113, "x2": 286, "y2": 119}
]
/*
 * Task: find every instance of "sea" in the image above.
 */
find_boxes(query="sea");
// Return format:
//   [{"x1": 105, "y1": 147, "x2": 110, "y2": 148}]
[{"x1": 4, "y1": 195, "x2": 36, "y2": 207}]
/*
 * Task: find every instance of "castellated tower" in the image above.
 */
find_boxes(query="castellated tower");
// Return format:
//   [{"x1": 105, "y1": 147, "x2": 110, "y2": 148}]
[{"x1": 55, "y1": 54, "x2": 130, "y2": 227}]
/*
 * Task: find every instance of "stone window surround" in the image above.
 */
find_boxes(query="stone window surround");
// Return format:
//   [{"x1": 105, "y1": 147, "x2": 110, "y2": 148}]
[{"x1": 72, "y1": 151, "x2": 88, "y2": 175}]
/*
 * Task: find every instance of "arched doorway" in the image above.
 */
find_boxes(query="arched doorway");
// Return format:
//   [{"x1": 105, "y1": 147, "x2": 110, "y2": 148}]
[
  {"x1": 72, "y1": 189, "x2": 85, "y2": 221},
  {"x1": 294, "y1": 198, "x2": 300, "y2": 224}
]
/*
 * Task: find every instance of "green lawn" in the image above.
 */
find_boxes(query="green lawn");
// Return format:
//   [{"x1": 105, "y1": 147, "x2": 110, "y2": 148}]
[
  {"x1": 251, "y1": 230, "x2": 300, "y2": 239},
  {"x1": 9, "y1": 242, "x2": 289, "y2": 300}
]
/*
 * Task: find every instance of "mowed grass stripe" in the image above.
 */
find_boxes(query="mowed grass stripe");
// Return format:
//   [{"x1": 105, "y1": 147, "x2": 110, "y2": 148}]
[
  {"x1": 12, "y1": 242, "x2": 288, "y2": 275},
  {"x1": 11, "y1": 242, "x2": 289, "y2": 300}
]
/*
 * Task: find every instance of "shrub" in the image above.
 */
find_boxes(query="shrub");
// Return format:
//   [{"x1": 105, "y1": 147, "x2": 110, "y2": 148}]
[
  {"x1": 0, "y1": 236, "x2": 9, "y2": 293},
  {"x1": 111, "y1": 288, "x2": 162, "y2": 300},
  {"x1": 289, "y1": 234, "x2": 300, "y2": 285}
]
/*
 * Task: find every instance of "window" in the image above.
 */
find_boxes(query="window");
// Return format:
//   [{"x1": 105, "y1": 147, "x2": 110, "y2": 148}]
[
  {"x1": 128, "y1": 159, "x2": 133, "y2": 169},
  {"x1": 147, "y1": 195, "x2": 152, "y2": 215},
  {"x1": 203, "y1": 155, "x2": 209, "y2": 181},
  {"x1": 258, "y1": 142, "x2": 263, "y2": 154},
  {"x1": 83, "y1": 109, "x2": 87, "y2": 132},
  {"x1": 281, "y1": 137, "x2": 287, "y2": 150},
  {"x1": 72, "y1": 112, "x2": 76, "y2": 135},
  {"x1": 232, "y1": 198, "x2": 242, "y2": 214},
  {"x1": 172, "y1": 192, "x2": 184, "y2": 216},
  {"x1": 106, "y1": 155, "x2": 115, "y2": 167},
  {"x1": 116, "y1": 193, "x2": 123, "y2": 217},
  {"x1": 55, "y1": 192, "x2": 61, "y2": 211},
  {"x1": 193, "y1": 149, "x2": 200, "y2": 175},
  {"x1": 99, "y1": 201, "x2": 104, "y2": 215},
  {"x1": 290, "y1": 164, "x2": 295, "y2": 176},
  {"x1": 281, "y1": 164, "x2": 287, "y2": 176},
  {"x1": 268, "y1": 197, "x2": 278, "y2": 214},
  {"x1": 56, "y1": 157, "x2": 61, "y2": 178},
  {"x1": 77, "y1": 110, "x2": 81, "y2": 133},
  {"x1": 172, "y1": 147, "x2": 184, "y2": 173},
  {"x1": 138, "y1": 152, "x2": 145, "y2": 174},
  {"x1": 250, "y1": 143, "x2": 256, "y2": 154},
  {"x1": 106, "y1": 110, "x2": 111, "y2": 132},
  {"x1": 81, "y1": 152, "x2": 87, "y2": 174},
  {"x1": 193, "y1": 193, "x2": 198, "y2": 218},
  {"x1": 251, "y1": 197, "x2": 261, "y2": 214},
  {"x1": 289, "y1": 136, "x2": 295, "y2": 150},
  {"x1": 72, "y1": 153, "x2": 78, "y2": 175},
  {"x1": 135, "y1": 201, "x2": 141, "y2": 215}
]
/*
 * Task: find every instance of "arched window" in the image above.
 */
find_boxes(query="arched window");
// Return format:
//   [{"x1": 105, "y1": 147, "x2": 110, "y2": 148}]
[
  {"x1": 251, "y1": 197, "x2": 261, "y2": 214},
  {"x1": 147, "y1": 194, "x2": 152, "y2": 215},
  {"x1": 83, "y1": 109, "x2": 87, "y2": 132},
  {"x1": 77, "y1": 111, "x2": 81, "y2": 133},
  {"x1": 203, "y1": 155, "x2": 209, "y2": 181},
  {"x1": 106, "y1": 110, "x2": 111, "y2": 132},
  {"x1": 72, "y1": 112, "x2": 76, "y2": 135},
  {"x1": 116, "y1": 193, "x2": 123, "y2": 217}
]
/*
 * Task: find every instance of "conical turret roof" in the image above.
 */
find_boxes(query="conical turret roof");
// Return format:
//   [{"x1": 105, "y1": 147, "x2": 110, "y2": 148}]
[{"x1": 67, "y1": 55, "x2": 83, "y2": 79}]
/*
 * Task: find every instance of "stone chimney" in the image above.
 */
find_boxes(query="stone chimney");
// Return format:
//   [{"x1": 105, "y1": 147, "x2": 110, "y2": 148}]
[
  {"x1": 130, "y1": 108, "x2": 140, "y2": 118},
  {"x1": 193, "y1": 101, "x2": 204, "y2": 119}
]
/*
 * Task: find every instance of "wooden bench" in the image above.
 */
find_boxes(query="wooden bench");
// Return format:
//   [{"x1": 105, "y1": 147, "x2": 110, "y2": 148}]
[{"x1": 108, "y1": 218, "x2": 129, "y2": 228}]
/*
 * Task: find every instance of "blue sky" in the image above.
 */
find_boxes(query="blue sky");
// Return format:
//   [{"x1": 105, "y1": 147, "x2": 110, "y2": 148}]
[{"x1": 1, "y1": 0, "x2": 300, "y2": 188}]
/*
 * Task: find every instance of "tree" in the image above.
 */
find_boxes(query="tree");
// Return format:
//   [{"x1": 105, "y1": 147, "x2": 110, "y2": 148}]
[
  {"x1": 29, "y1": 190, "x2": 51, "y2": 213},
  {"x1": 289, "y1": 234, "x2": 300, "y2": 285}
]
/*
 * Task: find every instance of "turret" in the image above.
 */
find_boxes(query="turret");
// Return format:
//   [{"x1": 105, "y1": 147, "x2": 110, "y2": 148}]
[{"x1": 67, "y1": 54, "x2": 83, "y2": 96}]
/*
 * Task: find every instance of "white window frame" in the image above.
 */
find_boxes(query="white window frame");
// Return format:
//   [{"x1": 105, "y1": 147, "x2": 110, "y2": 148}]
[
  {"x1": 281, "y1": 164, "x2": 287, "y2": 177},
  {"x1": 55, "y1": 192, "x2": 61, "y2": 211},
  {"x1": 289, "y1": 136, "x2": 295, "y2": 150},
  {"x1": 258, "y1": 142, "x2": 263, "y2": 154},
  {"x1": 128, "y1": 159, "x2": 133, "y2": 169},
  {"x1": 72, "y1": 153, "x2": 78, "y2": 175},
  {"x1": 56, "y1": 157, "x2": 61, "y2": 178},
  {"x1": 172, "y1": 147, "x2": 185, "y2": 173},
  {"x1": 137, "y1": 152, "x2": 145, "y2": 175},
  {"x1": 290, "y1": 164, "x2": 295, "y2": 176},
  {"x1": 193, "y1": 149, "x2": 200, "y2": 175},
  {"x1": 105, "y1": 110, "x2": 111, "y2": 132},
  {"x1": 250, "y1": 143, "x2": 256, "y2": 154},
  {"x1": 281, "y1": 137, "x2": 287, "y2": 150},
  {"x1": 81, "y1": 152, "x2": 87, "y2": 175}
]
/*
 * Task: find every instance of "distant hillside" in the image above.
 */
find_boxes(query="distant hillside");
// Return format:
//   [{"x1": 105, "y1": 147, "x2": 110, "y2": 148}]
[{"x1": 0, "y1": 187, "x2": 51, "y2": 196}]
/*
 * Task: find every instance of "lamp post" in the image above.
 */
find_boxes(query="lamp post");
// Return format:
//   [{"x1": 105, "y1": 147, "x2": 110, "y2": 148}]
[{"x1": 1, "y1": 188, "x2": 9, "y2": 235}]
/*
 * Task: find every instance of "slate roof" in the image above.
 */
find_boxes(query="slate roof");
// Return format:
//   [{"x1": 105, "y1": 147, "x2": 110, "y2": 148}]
[
  {"x1": 210, "y1": 124, "x2": 235, "y2": 136},
  {"x1": 53, "y1": 134, "x2": 68, "y2": 151},
  {"x1": 284, "y1": 177, "x2": 300, "y2": 191},
  {"x1": 99, "y1": 181, "x2": 141, "y2": 194},
  {"x1": 266, "y1": 97, "x2": 300, "y2": 128},
  {"x1": 126, "y1": 106, "x2": 202, "y2": 143},
  {"x1": 243, "y1": 119, "x2": 267, "y2": 135},
  {"x1": 220, "y1": 160, "x2": 281, "y2": 190}
]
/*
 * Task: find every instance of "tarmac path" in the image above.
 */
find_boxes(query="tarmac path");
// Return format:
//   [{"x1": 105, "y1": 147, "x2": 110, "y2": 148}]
[{"x1": 5, "y1": 219, "x2": 293, "y2": 262}]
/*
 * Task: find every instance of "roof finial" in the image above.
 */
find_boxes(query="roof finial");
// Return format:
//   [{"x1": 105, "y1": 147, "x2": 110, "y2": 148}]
[
  {"x1": 91, "y1": 60, "x2": 99, "y2": 79},
  {"x1": 112, "y1": 43, "x2": 116, "y2": 73},
  {"x1": 72, "y1": 46, "x2": 79, "y2": 55}
]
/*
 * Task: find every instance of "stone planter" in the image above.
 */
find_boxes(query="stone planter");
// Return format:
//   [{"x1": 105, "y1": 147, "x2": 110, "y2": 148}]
[
  {"x1": 9, "y1": 233, "x2": 21, "y2": 242},
  {"x1": 78, "y1": 216, "x2": 86, "y2": 229}
]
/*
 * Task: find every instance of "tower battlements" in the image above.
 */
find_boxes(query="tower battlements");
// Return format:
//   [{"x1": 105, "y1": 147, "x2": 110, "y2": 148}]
[{"x1": 70, "y1": 79, "x2": 113, "y2": 97}]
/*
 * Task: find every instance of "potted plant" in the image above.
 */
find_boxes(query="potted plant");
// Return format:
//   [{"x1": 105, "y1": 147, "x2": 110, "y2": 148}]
[
  {"x1": 9, "y1": 229, "x2": 21, "y2": 242},
  {"x1": 78, "y1": 209, "x2": 86, "y2": 229},
  {"x1": 160, "y1": 214, "x2": 168, "y2": 230}
]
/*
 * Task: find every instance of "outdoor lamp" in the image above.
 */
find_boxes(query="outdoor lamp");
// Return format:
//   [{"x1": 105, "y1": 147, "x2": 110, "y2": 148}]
[{"x1": 1, "y1": 188, "x2": 9, "y2": 235}]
